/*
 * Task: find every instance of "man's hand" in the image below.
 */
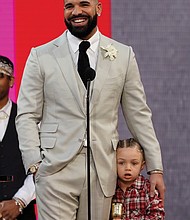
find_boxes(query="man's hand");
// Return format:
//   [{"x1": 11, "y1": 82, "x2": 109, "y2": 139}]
[
  {"x1": 0, "y1": 200, "x2": 20, "y2": 220},
  {"x1": 149, "y1": 173, "x2": 166, "y2": 206}
]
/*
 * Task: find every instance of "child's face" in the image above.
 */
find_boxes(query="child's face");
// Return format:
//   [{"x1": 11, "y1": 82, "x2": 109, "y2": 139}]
[{"x1": 117, "y1": 147, "x2": 145, "y2": 187}]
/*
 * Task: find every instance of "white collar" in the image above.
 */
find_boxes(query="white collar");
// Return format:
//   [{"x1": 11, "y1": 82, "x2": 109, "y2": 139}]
[
  {"x1": 67, "y1": 29, "x2": 100, "y2": 54},
  {"x1": 0, "y1": 99, "x2": 12, "y2": 118}
]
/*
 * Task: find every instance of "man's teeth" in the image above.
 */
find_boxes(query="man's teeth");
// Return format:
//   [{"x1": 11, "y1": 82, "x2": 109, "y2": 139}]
[{"x1": 74, "y1": 19, "x2": 85, "y2": 23}]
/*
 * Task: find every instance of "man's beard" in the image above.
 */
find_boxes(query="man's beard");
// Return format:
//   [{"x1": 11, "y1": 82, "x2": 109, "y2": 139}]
[{"x1": 65, "y1": 14, "x2": 98, "y2": 39}]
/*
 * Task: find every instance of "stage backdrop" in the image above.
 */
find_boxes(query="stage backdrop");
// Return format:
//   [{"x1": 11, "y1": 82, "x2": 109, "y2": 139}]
[
  {"x1": 0, "y1": 0, "x2": 16, "y2": 99},
  {"x1": 112, "y1": 1, "x2": 190, "y2": 219},
  {"x1": 0, "y1": 0, "x2": 111, "y2": 101},
  {"x1": 0, "y1": 0, "x2": 111, "y2": 219}
]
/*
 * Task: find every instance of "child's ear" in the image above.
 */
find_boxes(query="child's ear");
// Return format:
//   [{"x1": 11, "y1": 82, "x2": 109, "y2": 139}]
[{"x1": 141, "y1": 161, "x2": 145, "y2": 171}]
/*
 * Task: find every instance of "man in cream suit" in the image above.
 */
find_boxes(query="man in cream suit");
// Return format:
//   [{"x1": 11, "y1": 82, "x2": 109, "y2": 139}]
[{"x1": 16, "y1": 0, "x2": 165, "y2": 219}]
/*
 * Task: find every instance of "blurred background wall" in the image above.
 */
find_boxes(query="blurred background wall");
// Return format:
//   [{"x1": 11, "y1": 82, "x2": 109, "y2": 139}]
[{"x1": 113, "y1": 1, "x2": 190, "y2": 219}]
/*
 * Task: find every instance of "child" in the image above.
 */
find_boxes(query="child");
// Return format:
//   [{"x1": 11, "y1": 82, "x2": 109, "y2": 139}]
[{"x1": 111, "y1": 138, "x2": 165, "y2": 220}]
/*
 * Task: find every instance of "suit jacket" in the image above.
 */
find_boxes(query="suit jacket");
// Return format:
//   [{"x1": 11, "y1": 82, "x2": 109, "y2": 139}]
[{"x1": 16, "y1": 30, "x2": 163, "y2": 197}]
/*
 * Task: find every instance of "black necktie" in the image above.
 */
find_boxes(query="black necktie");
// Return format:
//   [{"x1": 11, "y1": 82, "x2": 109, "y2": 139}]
[{"x1": 78, "y1": 41, "x2": 90, "y2": 88}]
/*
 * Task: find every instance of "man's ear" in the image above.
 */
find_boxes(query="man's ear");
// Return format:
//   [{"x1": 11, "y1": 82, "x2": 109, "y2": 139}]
[
  {"x1": 96, "y1": 2, "x2": 102, "y2": 16},
  {"x1": 9, "y1": 77, "x2": 14, "y2": 88}
]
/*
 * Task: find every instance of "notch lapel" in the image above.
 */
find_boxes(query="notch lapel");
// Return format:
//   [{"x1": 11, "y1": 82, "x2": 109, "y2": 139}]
[
  {"x1": 52, "y1": 32, "x2": 86, "y2": 115},
  {"x1": 90, "y1": 35, "x2": 112, "y2": 112}
]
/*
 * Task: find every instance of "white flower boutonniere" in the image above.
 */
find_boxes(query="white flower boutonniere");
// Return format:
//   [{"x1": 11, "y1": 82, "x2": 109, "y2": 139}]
[{"x1": 101, "y1": 44, "x2": 118, "y2": 61}]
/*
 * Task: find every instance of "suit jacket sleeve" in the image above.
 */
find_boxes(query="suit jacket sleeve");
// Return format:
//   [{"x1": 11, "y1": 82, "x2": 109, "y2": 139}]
[
  {"x1": 121, "y1": 47, "x2": 163, "y2": 172},
  {"x1": 16, "y1": 48, "x2": 43, "y2": 172}
]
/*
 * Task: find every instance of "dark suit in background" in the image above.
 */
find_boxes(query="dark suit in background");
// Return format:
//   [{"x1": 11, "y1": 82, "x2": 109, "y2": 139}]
[{"x1": 0, "y1": 103, "x2": 36, "y2": 220}]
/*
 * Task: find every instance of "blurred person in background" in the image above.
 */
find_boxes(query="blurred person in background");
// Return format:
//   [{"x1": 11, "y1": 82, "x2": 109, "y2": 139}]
[{"x1": 0, "y1": 55, "x2": 36, "y2": 220}]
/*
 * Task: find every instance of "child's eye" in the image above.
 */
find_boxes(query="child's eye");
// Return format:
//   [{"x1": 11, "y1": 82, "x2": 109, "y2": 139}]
[{"x1": 118, "y1": 161, "x2": 125, "y2": 165}]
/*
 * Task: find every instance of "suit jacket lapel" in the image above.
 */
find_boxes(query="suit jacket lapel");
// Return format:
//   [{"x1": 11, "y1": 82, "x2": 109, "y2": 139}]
[
  {"x1": 51, "y1": 32, "x2": 112, "y2": 114},
  {"x1": 90, "y1": 34, "x2": 112, "y2": 112},
  {"x1": 52, "y1": 32, "x2": 86, "y2": 115}
]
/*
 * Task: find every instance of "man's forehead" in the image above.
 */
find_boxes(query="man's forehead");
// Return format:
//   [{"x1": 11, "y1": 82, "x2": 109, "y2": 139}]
[{"x1": 64, "y1": 0, "x2": 94, "y2": 4}]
